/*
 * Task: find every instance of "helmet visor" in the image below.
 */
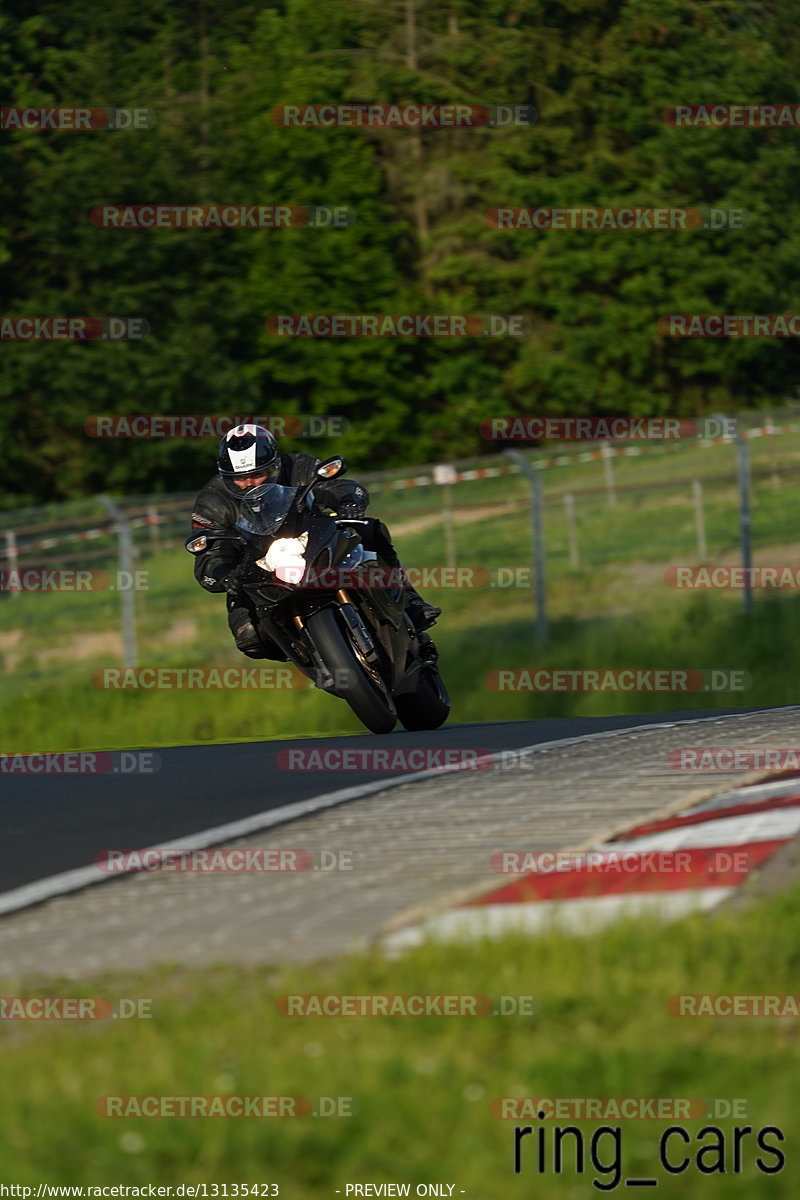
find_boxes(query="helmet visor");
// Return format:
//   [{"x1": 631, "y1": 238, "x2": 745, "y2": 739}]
[
  {"x1": 234, "y1": 482, "x2": 299, "y2": 537},
  {"x1": 219, "y1": 460, "x2": 280, "y2": 496}
]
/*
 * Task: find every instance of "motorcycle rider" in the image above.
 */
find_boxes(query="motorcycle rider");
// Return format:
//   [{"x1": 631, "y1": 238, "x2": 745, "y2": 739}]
[{"x1": 189, "y1": 423, "x2": 442, "y2": 662}]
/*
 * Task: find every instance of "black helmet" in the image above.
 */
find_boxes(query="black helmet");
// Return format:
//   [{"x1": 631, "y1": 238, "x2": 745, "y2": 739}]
[{"x1": 217, "y1": 424, "x2": 281, "y2": 496}]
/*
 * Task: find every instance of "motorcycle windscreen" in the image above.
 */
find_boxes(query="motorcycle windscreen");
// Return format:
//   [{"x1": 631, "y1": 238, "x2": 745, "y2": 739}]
[{"x1": 234, "y1": 482, "x2": 299, "y2": 537}]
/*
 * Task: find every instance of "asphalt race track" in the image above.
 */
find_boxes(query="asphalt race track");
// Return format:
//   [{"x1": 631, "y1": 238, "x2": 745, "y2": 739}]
[{"x1": 0, "y1": 710, "x2": 758, "y2": 898}]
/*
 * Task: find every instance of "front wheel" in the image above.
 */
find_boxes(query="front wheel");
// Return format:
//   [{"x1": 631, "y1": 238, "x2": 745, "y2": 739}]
[
  {"x1": 395, "y1": 667, "x2": 450, "y2": 731},
  {"x1": 304, "y1": 607, "x2": 397, "y2": 734}
]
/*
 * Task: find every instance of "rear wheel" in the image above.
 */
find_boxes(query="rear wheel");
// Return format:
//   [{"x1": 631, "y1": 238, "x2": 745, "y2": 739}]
[
  {"x1": 304, "y1": 607, "x2": 397, "y2": 734},
  {"x1": 395, "y1": 667, "x2": 450, "y2": 731}
]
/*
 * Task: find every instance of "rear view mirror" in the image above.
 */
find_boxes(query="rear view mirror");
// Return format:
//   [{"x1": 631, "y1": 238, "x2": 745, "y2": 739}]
[{"x1": 316, "y1": 456, "x2": 346, "y2": 480}]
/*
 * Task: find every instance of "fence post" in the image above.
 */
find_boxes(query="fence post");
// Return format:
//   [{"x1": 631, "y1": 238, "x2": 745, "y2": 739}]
[
  {"x1": 146, "y1": 505, "x2": 161, "y2": 556},
  {"x1": 4, "y1": 531, "x2": 20, "y2": 596},
  {"x1": 692, "y1": 479, "x2": 707, "y2": 559},
  {"x1": 735, "y1": 427, "x2": 753, "y2": 617},
  {"x1": 601, "y1": 442, "x2": 617, "y2": 507},
  {"x1": 98, "y1": 494, "x2": 138, "y2": 668},
  {"x1": 504, "y1": 449, "x2": 548, "y2": 644},
  {"x1": 564, "y1": 493, "x2": 580, "y2": 568},
  {"x1": 766, "y1": 422, "x2": 781, "y2": 490},
  {"x1": 433, "y1": 464, "x2": 458, "y2": 569}
]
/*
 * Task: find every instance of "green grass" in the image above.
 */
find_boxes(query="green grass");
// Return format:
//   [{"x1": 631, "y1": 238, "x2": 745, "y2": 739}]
[{"x1": 1, "y1": 884, "x2": 799, "y2": 1194}]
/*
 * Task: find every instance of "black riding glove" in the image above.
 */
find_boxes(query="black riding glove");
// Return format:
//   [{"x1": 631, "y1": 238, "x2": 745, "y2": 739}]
[
  {"x1": 221, "y1": 560, "x2": 252, "y2": 595},
  {"x1": 336, "y1": 500, "x2": 367, "y2": 520}
]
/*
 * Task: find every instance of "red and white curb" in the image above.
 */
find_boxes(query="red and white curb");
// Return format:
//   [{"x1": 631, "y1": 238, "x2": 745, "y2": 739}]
[{"x1": 384, "y1": 772, "x2": 800, "y2": 950}]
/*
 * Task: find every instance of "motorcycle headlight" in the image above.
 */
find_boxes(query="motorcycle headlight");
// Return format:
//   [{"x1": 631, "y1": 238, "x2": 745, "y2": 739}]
[{"x1": 258, "y1": 535, "x2": 309, "y2": 584}]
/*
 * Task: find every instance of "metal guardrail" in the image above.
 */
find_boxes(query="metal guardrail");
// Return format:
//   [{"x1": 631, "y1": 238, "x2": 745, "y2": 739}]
[{"x1": 0, "y1": 494, "x2": 194, "y2": 565}]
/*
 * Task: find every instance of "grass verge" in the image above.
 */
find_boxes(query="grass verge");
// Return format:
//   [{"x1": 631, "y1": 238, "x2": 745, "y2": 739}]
[{"x1": 0, "y1": 883, "x2": 799, "y2": 1194}]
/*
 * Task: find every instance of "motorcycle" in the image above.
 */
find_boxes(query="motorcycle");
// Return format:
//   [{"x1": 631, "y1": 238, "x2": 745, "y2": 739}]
[{"x1": 185, "y1": 457, "x2": 450, "y2": 735}]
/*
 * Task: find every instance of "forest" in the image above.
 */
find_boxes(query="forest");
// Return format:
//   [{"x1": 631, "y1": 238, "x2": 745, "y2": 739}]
[{"x1": 2, "y1": 0, "x2": 799, "y2": 506}]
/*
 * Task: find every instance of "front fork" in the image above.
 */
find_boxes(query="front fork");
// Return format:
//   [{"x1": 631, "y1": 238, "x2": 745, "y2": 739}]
[
  {"x1": 291, "y1": 596, "x2": 380, "y2": 692},
  {"x1": 291, "y1": 613, "x2": 336, "y2": 690},
  {"x1": 335, "y1": 591, "x2": 380, "y2": 664}
]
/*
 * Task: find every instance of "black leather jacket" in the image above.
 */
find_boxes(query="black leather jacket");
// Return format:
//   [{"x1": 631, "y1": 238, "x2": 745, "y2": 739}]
[{"x1": 190, "y1": 451, "x2": 368, "y2": 593}]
